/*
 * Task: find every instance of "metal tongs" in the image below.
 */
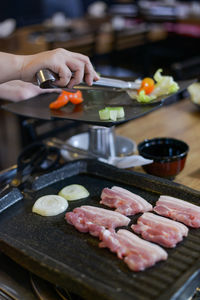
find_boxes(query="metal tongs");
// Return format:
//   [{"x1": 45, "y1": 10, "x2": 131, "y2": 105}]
[
  {"x1": 36, "y1": 69, "x2": 141, "y2": 92},
  {"x1": 46, "y1": 137, "x2": 153, "y2": 168}
]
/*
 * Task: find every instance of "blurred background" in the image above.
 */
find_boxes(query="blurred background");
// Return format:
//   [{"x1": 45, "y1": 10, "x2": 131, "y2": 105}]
[{"x1": 1, "y1": 0, "x2": 200, "y2": 169}]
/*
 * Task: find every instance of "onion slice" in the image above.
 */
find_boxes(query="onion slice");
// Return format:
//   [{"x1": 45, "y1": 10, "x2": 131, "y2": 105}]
[
  {"x1": 32, "y1": 195, "x2": 68, "y2": 216},
  {"x1": 58, "y1": 184, "x2": 89, "y2": 201}
]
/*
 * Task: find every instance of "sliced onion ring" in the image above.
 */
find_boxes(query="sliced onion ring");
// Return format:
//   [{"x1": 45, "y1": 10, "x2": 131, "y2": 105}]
[
  {"x1": 32, "y1": 195, "x2": 68, "y2": 216},
  {"x1": 59, "y1": 184, "x2": 89, "y2": 201}
]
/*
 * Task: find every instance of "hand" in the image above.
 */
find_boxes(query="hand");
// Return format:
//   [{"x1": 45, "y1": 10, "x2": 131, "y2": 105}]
[
  {"x1": 0, "y1": 80, "x2": 62, "y2": 102},
  {"x1": 21, "y1": 48, "x2": 100, "y2": 88}
]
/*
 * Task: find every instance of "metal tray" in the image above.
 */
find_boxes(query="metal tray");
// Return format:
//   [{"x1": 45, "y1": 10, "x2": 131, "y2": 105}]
[
  {"x1": 0, "y1": 159, "x2": 200, "y2": 300},
  {"x1": 1, "y1": 79, "x2": 194, "y2": 126}
]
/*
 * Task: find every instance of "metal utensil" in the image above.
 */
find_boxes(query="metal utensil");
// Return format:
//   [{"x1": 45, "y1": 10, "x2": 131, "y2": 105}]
[
  {"x1": 30, "y1": 274, "x2": 64, "y2": 300},
  {"x1": 64, "y1": 131, "x2": 136, "y2": 158},
  {"x1": 55, "y1": 287, "x2": 72, "y2": 300},
  {"x1": 88, "y1": 126, "x2": 116, "y2": 157},
  {"x1": 45, "y1": 137, "x2": 99, "y2": 158},
  {"x1": 36, "y1": 69, "x2": 141, "y2": 92},
  {"x1": 47, "y1": 137, "x2": 153, "y2": 168},
  {"x1": 0, "y1": 291, "x2": 13, "y2": 300},
  {"x1": 0, "y1": 142, "x2": 60, "y2": 195}
]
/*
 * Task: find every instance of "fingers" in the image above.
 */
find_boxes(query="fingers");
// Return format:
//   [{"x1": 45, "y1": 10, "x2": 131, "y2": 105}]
[
  {"x1": 27, "y1": 48, "x2": 99, "y2": 88},
  {"x1": 84, "y1": 64, "x2": 100, "y2": 86},
  {"x1": 83, "y1": 59, "x2": 97, "y2": 86},
  {"x1": 55, "y1": 65, "x2": 72, "y2": 87},
  {"x1": 62, "y1": 51, "x2": 99, "y2": 88},
  {"x1": 67, "y1": 60, "x2": 85, "y2": 89},
  {"x1": 0, "y1": 80, "x2": 61, "y2": 102}
]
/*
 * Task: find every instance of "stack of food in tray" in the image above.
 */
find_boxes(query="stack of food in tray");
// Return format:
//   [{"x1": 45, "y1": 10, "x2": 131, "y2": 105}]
[{"x1": 65, "y1": 186, "x2": 200, "y2": 272}]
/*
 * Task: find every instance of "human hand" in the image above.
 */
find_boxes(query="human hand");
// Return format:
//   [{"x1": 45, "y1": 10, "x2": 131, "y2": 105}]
[
  {"x1": 21, "y1": 48, "x2": 100, "y2": 89},
  {"x1": 0, "y1": 80, "x2": 61, "y2": 102}
]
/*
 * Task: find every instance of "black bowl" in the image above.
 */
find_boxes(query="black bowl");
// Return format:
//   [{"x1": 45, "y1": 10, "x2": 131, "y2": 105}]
[{"x1": 138, "y1": 137, "x2": 189, "y2": 179}]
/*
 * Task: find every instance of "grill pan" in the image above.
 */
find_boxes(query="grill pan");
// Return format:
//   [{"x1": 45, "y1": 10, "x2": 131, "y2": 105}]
[{"x1": 0, "y1": 159, "x2": 200, "y2": 300}]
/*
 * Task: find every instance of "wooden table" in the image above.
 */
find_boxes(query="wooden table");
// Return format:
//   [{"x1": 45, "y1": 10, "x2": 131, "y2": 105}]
[{"x1": 116, "y1": 97, "x2": 200, "y2": 191}]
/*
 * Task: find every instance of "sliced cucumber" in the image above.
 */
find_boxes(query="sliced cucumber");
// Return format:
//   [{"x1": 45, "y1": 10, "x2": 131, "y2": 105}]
[
  {"x1": 99, "y1": 108, "x2": 110, "y2": 120},
  {"x1": 107, "y1": 107, "x2": 125, "y2": 119},
  {"x1": 116, "y1": 107, "x2": 125, "y2": 118},
  {"x1": 58, "y1": 184, "x2": 89, "y2": 201},
  {"x1": 32, "y1": 195, "x2": 68, "y2": 216},
  {"x1": 99, "y1": 107, "x2": 125, "y2": 121},
  {"x1": 109, "y1": 109, "x2": 118, "y2": 121}
]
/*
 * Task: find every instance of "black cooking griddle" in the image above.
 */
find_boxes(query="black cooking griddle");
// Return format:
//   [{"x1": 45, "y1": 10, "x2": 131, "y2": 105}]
[
  {"x1": 1, "y1": 79, "x2": 194, "y2": 126},
  {"x1": 0, "y1": 160, "x2": 200, "y2": 300}
]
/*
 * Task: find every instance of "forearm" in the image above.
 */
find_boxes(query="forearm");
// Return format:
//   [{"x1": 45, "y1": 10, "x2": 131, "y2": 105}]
[
  {"x1": 0, "y1": 52, "x2": 25, "y2": 83},
  {"x1": 0, "y1": 48, "x2": 99, "y2": 87}
]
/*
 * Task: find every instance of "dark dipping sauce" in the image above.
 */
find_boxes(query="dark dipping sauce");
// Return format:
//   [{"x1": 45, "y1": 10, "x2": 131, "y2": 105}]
[
  {"x1": 142, "y1": 143, "x2": 184, "y2": 159},
  {"x1": 138, "y1": 138, "x2": 189, "y2": 162},
  {"x1": 138, "y1": 138, "x2": 189, "y2": 179}
]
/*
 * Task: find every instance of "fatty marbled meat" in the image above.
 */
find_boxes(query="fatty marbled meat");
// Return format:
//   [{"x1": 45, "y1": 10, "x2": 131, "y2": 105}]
[
  {"x1": 99, "y1": 229, "x2": 168, "y2": 271},
  {"x1": 100, "y1": 186, "x2": 152, "y2": 216},
  {"x1": 154, "y1": 195, "x2": 200, "y2": 228},
  {"x1": 131, "y1": 212, "x2": 188, "y2": 248},
  {"x1": 65, "y1": 205, "x2": 130, "y2": 237}
]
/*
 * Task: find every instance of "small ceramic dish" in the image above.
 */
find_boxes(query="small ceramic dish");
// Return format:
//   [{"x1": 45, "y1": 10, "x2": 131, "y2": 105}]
[{"x1": 138, "y1": 137, "x2": 189, "y2": 179}]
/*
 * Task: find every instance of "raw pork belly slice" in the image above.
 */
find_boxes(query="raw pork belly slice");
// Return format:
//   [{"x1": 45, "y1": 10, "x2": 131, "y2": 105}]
[
  {"x1": 65, "y1": 205, "x2": 130, "y2": 237},
  {"x1": 99, "y1": 229, "x2": 167, "y2": 271},
  {"x1": 100, "y1": 186, "x2": 152, "y2": 216},
  {"x1": 131, "y1": 212, "x2": 188, "y2": 248},
  {"x1": 154, "y1": 195, "x2": 200, "y2": 228}
]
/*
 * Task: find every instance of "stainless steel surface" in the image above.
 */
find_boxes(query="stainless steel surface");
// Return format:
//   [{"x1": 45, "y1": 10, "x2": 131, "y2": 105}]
[
  {"x1": 75, "y1": 76, "x2": 141, "y2": 91},
  {"x1": 0, "y1": 291, "x2": 13, "y2": 300},
  {"x1": 36, "y1": 69, "x2": 56, "y2": 88},
  {"x1": 36, "y1": 69, "x2": 141, "y2": 91},
  {"x1": 55, "y1": 287, "x2": 72, "y2": 300},
  {"x1": 47, "y1": 125, "x2": 133, "y2": 159},
  {"x1": 60, "y1": 131, "x2": 136, "y2": 161},
  {"x1": 88, "y1": 126, "x2": 116, "y2": 158},
  {"x1": 46, "y1": 137, "x2": 99, "y2": 158},
  {"x1": 48, "y1": 134, "x2": 150, "y2": 168},
  {"x1": 0, "y1": 272, "x2": 36, "y2": 300}
]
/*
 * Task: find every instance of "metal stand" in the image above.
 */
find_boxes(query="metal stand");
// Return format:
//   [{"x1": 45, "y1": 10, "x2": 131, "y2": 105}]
[
  {"x1": 64, "y1": 125, "x2": 136, "y2": 159},
  {"x1": 88, "y1": 126, "x2": 116, "y2": 158}
]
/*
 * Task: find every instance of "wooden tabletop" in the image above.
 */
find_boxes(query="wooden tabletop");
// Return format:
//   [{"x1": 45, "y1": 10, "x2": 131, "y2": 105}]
[{"x1": 116, "y1": 97, "x2": 200, "y2": 191}]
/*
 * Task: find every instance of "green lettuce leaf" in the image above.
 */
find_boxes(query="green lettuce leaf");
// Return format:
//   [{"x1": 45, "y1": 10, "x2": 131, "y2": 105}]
[
  {"x1": 151, "y1": 69, "x2": 179, "y2": 98},
  {"x1": 129, "y1": 69, "x2": 179, "y2": 103},
  {"x1": 136, "y1": 90, "x2": 156, "y2": 103}
]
